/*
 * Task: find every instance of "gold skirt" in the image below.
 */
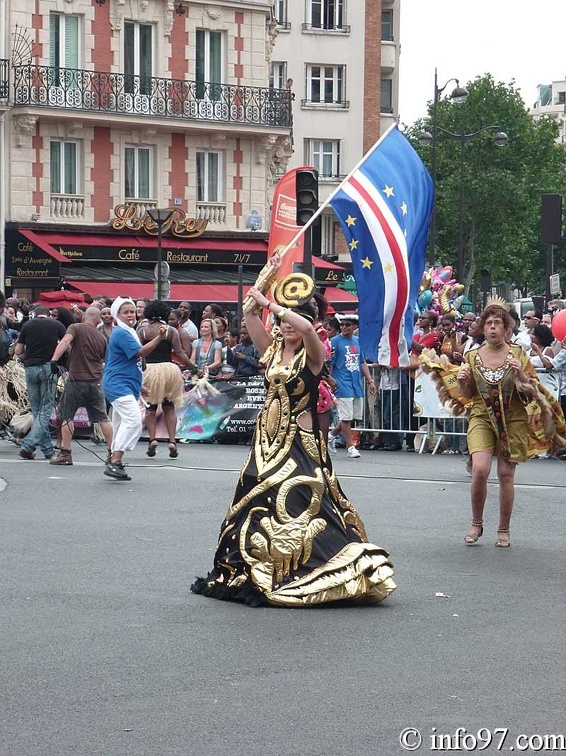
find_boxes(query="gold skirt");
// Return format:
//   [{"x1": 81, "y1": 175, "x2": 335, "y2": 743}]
[{"x1": 142, "y1": 362, "x2": 184, "y2": 407}]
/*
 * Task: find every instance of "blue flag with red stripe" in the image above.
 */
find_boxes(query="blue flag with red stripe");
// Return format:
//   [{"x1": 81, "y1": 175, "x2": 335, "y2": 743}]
[{"x1": 330, "y1": 125, "x2": 433, "y2": 366}]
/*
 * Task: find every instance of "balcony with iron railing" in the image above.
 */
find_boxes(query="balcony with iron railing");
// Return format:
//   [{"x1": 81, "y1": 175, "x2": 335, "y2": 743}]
[{"x1": 11, "y1": 65, "x2": 293, "y2": 130}]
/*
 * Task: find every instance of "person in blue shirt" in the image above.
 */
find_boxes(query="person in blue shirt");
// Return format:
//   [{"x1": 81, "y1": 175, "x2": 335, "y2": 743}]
[
  {"x1": 328, "y1": 315, "x2": 376, "y2": 458},
  {"x1": 102, "y1": 297, "x2": 167, "y2": 480}
]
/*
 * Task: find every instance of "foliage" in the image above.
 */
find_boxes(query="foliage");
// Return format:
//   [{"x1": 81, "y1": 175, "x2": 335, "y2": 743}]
[{"x1": 407, "y1": 74, "x2": 566, "y2": 299}]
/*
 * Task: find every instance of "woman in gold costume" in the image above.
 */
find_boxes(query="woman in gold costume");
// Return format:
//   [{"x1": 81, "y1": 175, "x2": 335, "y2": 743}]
[
  {"x1": 191, "y1": 272, "x2": 396, "y2": 607},
  {"x1": 423, "y1": 300, "x2": 565, "y2": 548}
]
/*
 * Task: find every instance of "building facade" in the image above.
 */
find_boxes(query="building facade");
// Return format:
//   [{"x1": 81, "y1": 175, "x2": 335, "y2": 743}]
[
  {"x1": 1, "y1": 0, "x2": 298, "y2": 305},
  {"x1": 271, "y1": 0, "x2": 401, "y2": 263},
  {"x1": 531, "y1": 80, "x2": 566, "y2": 144}
]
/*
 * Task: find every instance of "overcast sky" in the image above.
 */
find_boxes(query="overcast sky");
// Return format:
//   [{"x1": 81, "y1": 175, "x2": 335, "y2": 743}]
[{"x1": 398, "y1": 0, "x2": 566, "y2": 126}]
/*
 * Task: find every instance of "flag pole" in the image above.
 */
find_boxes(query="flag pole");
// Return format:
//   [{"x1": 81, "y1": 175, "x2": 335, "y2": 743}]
[{"x1": 243, "y1": 125, "x2": 398, "y2": 310}]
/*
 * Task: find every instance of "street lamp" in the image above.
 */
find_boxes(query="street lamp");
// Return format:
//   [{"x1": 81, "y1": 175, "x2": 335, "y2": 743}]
[
  {"x1": 426, "y1": 69, "x2": 469, "y2": 261},
  {"x1": 146, "y1": 207, "x2": 174, "y2": 300},
  {"x1": 420, "y1": 126, "x2": 508, "y2": 281}
]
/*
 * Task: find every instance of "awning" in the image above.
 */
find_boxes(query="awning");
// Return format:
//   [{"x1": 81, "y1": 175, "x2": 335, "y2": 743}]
[
  {"x1": 74, "y1": 281, "x2": 252, "y2": 303},
  {"x1": 312, "y1": 257, "x2": 344, "y2": 271},
  {"x1": 63, "y1": 264, "x2": 258, "y2": 285},
  {"x1": 72, "y1": 282, "x2": 358, "y2": 307},
  {"x1": 19, "y1": 229, "x2": 268, "y2": 265},
  {"x1": 322, "y1": 287, "x2": 358, "y2": 304},
  {"x1": 20, "y1": 230, "x2": 71, "y2": 262}
]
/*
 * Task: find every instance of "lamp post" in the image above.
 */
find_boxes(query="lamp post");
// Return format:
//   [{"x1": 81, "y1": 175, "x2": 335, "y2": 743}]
[
  {"x1": 428, "y1": 69, "x2": 469, "y2": 261},
  {"x1": 420, "y1": 125, "x2": 508, "y2": 281},
  {"x1": 147, "y1": 207, "x2": 174, "y2": 300}
]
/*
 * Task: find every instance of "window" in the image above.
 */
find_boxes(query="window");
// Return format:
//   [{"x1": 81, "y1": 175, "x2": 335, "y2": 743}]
[
  {"x1": 306, "y1": 65, "x2": 344, "y2": 105},
  {"x1": 125, "y1": 145, "x2": 153, "y2": 199},
  {"x1": 558, "y1": 91, "x2": 566, "y2": 105},
  {"x1": 124, "y1": 22, "x2": 153, "y2": 96},
  {"x1": 381, "y1": 79, "x2": 393, "y2": 113},
  {"x1": 49, "y1": 14, "x2": 79, "y2": 69},
  {"x1": 320, "y1": 213, "x2": 336, "y2": 257},
  {"x1": 196, "y1": 29, "x2": 223, "y2": 100},
  {"x1": 270, "y1": 62, "x2": 287, "y2": 90},
  {"x1": 274, "y1": 0, "x2": 288, "y2": 26},
  {"x1": 196, "y1": 151, "x2": 223, "y2": 202},
  {"x1": 49, "y1": 14, "x2": 79, "y2": 88},
  {"x1": 305, "y1": 139, "x2": 340, "y2": 178},
  {"x1": 381, "y1": 9, "x2": 393, "y2": 41},
  {"x1": 308, "y1": 0, "x2": 344, "y2": 30},
  {"x1": 50, "y1": 140, "x2": 79, "y2": 194}
]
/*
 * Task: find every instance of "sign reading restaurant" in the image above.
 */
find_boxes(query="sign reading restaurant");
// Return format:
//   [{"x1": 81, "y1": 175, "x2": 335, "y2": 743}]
[{"x1": 56, "y1": 244, "x2": 265, "y2": 266}]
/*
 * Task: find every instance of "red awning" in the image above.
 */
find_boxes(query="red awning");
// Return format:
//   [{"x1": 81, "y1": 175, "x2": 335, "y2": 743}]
[
  {"x1": 74, "y1": 281, "x2": 252, "y2": 303},
  {"x1": 21, "y1": 230, "x2": 268, "y2": 254},
  {"x1": 72, "y1": 282, "x2": 357, "y2": 306},
  {"x1": 311, "y1": 257, "x2": 345, "y2": 271},
  {"x1": 322, "y1": 287, "x2": 358, "y2": 304},
  {"x1": 20, "y1": 230, "x2": 71, "y2": 262}
]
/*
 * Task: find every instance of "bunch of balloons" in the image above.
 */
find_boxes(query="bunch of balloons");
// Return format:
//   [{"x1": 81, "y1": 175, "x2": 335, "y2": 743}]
[{"x1": 416, "y1": 265, "x2": 465, "y2": 318}]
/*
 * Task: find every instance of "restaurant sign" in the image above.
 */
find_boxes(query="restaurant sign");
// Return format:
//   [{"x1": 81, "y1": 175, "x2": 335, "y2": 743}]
[
  {"x1": 55, "y1": 243, "x2": 266, "y2": 266},
  {"x1": 4, "y1": 230, "x2": 60, "y2": 278},
  {"x1": 110, "y1": 204, "x2": 208, "y2": 238}
]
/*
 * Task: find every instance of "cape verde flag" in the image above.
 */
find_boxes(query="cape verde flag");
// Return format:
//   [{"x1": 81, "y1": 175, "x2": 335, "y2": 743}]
[{"x1": 330, "y1": 125, "x2": 433, "y2": 367}]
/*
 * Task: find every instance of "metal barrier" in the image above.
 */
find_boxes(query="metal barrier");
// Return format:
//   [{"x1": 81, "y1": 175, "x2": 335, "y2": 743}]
[{"x1": 352, "y1": 367, "x2": 563, "y2": 455}]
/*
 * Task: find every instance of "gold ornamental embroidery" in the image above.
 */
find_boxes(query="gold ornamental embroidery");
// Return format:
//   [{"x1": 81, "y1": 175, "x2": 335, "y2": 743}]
[
  {"x1": 227, "y1": 459, "x2": 297, "y2": 518},
  {"x1": 247, "y1": 468, "x2": 327, "y2": 584}
]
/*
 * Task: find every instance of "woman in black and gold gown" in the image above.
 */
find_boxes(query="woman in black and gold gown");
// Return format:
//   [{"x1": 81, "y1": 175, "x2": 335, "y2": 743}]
[{"x1": 191, "y1": 274, "x2": 396, "y2": 607}]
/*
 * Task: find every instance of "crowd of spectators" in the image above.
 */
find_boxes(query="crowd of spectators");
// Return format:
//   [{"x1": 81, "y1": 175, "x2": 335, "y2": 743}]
[{"x1": 1, "y1": 289, "x2": 566, "y2": 466}]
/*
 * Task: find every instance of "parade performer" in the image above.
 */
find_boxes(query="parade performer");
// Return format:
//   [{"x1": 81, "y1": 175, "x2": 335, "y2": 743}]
[
  {"x1": 191, "y1": 265, "x2": 395, "y2": 607},
  {"x1": 420, "y1": 298, "x2": 565, "y2": 548}
]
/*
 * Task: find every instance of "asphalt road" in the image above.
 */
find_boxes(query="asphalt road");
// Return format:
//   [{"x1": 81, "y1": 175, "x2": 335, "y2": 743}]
[{"x1": 1, "y1": 438, "x2": 565, "y2": 756}]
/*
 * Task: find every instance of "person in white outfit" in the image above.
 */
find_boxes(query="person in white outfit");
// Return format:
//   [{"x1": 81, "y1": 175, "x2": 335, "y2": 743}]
[{"x1": 102, "y1": 297, "x2": 167, "y2": 480}]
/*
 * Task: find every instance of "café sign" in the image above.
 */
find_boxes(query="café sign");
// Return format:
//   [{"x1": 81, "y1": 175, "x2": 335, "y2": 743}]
[
  {"x1": 110, "y1": 204, "x2": 208, "y2": 238},
  {"x1": 4, "y1": 234, "x2": 60, "y2": 278}
]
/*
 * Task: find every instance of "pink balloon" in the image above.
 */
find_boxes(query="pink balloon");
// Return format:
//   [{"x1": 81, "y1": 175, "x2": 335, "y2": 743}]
[
  {"x1": 551, "y1": 309, "x2": 566, "y2": 341},
  {"x1": 437, "y1": 266, "x2": 453, "y2": 284}
]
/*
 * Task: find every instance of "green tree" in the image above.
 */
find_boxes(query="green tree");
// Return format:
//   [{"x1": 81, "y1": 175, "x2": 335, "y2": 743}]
[{"x1": 409, "y1": 74, "x2": 566, "y2": 299}]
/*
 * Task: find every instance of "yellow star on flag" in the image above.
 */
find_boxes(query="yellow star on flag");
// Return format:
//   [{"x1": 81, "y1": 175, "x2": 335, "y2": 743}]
[
  {"x1": 361, "y1": 256, "x2": 373, "y2": 269},
  {"x1": 349, "y1": 239, "x2": 359, "y2": 251},
  {"x1": 383, "y1": 185, "x2": 394, "y2": 198},
  {"x1": 346, "y1": 215, "x2": 357, "y2": 227},
  {"x1": 384, "y1": 262, "x2": 393, "y2": 273}
]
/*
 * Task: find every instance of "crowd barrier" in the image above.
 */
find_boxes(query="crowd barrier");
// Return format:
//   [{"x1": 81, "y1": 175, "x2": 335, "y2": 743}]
[{"x1": 47, "y1": 368, "x2": 563, "y2": 451}]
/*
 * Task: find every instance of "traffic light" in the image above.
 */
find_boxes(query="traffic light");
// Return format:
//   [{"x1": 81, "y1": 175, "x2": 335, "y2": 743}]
[{"x1": 296, "y1": 169, "x2": 318, "y2": 226}]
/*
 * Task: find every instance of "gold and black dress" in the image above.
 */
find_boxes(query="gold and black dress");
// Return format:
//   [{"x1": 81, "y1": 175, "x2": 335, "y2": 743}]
[{"x1": 191, "y1": 345, "x2": 396, "y2": 607}]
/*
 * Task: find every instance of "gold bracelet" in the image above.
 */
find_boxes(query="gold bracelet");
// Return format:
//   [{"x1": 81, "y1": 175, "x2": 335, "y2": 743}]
[{"x1": 277, "y1": 307, "x2": 288, "y2": 320}]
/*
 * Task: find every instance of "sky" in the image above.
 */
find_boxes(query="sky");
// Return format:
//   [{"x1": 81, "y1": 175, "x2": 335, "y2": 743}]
[{"x1": 398, "y1": 0, "x2": 566, "y2": 126}]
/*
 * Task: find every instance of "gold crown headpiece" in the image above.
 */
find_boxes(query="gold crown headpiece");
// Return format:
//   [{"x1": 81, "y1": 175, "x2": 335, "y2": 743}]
[{"x1": 484, "y1": 295, "x2": 510, "y2": 312}]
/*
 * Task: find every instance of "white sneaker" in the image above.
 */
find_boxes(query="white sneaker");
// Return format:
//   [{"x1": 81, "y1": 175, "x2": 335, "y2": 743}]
[
  {"x1": 347, "y1": 445, "x2": 361, "y2": 458},
  {"x1": 327, "y1": 434, "x2": 337, "y2": 454}
]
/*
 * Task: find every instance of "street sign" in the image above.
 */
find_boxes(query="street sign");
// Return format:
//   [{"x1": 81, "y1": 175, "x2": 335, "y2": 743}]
[{"x1": 550, "y1": 273, "x2": 561, "y2": 295}]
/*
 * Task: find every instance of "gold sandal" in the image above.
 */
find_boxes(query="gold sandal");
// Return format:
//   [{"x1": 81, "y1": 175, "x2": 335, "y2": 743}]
[
  {"x1": 495, "y1": 527, "x2": 511, "y2": 548},
  {"x1": 464, "y1": 519, "x2": 483, "y2": 545}
]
